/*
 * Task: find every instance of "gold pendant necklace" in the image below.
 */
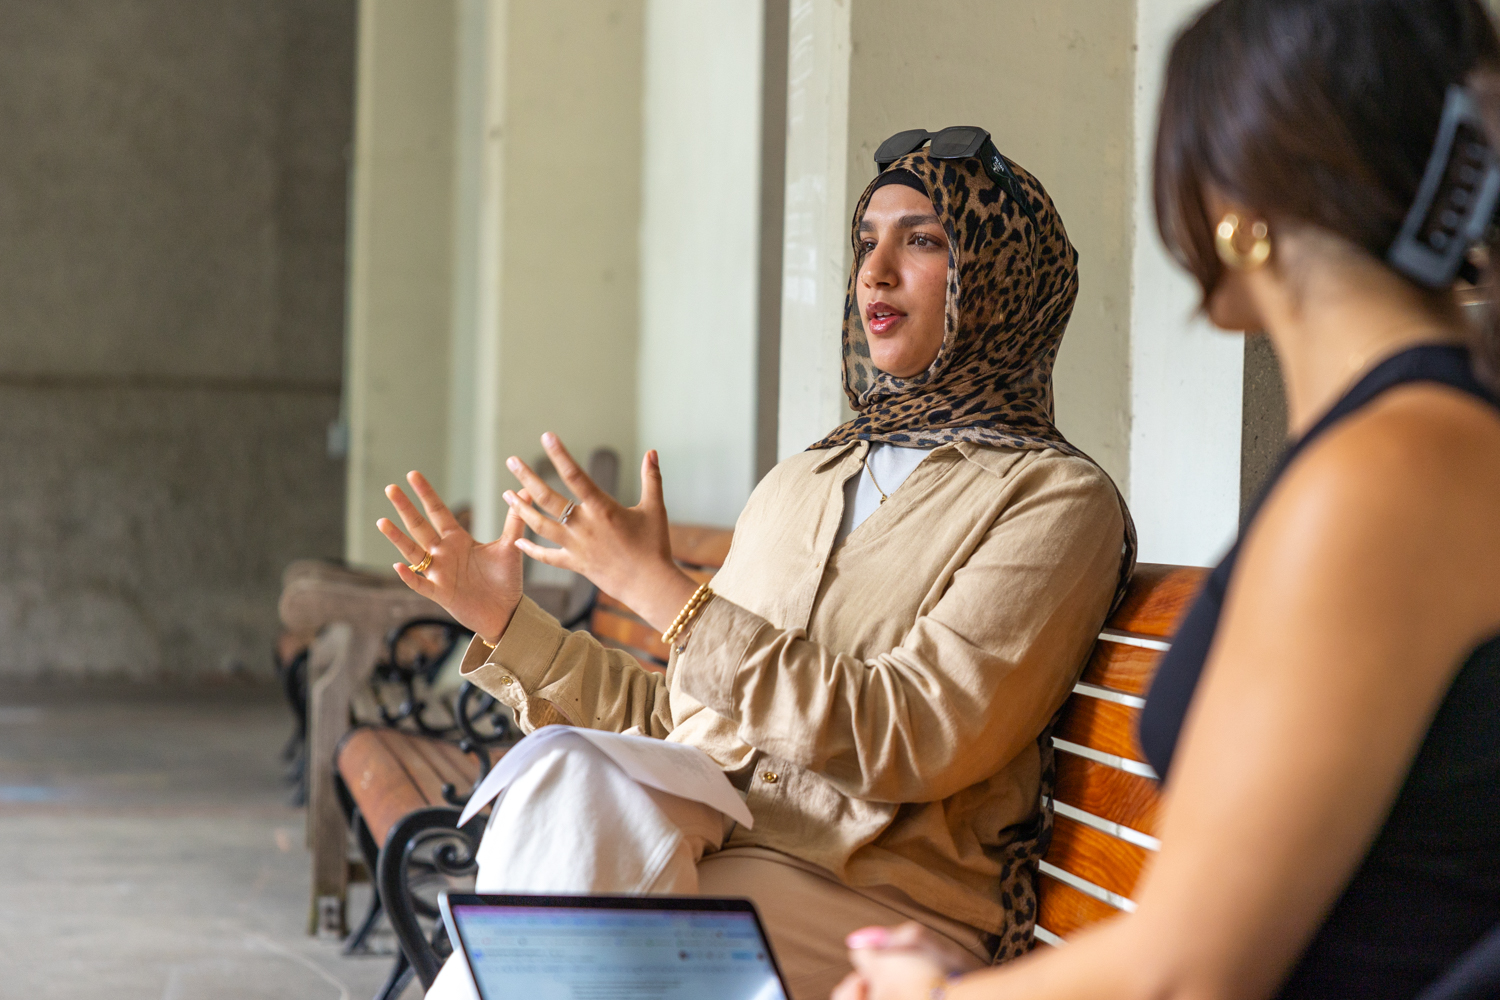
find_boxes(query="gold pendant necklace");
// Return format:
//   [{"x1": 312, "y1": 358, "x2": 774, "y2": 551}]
[{"x1": 864, "y1": 457, "x2": 889, "y2": 504}]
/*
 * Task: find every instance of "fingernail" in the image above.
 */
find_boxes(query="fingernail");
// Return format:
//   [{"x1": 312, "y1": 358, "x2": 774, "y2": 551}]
[
  {"x1": 846, "y1": 928, "x2": 888, "y2": 949},
  {"x1": 506, "y1": 457, "x2": 520, "y2": 470},
  {"x1": 542, "y1": 432, "x2": 556, "y2": 446},
  {"x1": 503, "y1": 491, "x2": 516, "y2": 506},
  {"x1": 649, "y1": 450, "x2": 659, "y2": 467}
]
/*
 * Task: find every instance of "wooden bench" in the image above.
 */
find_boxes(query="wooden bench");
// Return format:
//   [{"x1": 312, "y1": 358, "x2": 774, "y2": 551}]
[
  {"x1": 342, "y1": 540, "x2": 1202, "y2": 996},
  {"x1": 291, "y1": 449, "x2": 622, "y2": 935},
  {"x1": 334, "y1": 699, "x2": 497, "y2": 1000},
  {"x1": 335, "y1": 523, "x2": 736, "y2": 999},
  {"x1": 587, "y1": 524, "x2": 736, "y2": 668},
  {"x1": 593, "y1": 549, "x2": 1206, "y2": 950},
  {"x1": 1035, "y1": 563, "x2": 1205, "y2": 944}
]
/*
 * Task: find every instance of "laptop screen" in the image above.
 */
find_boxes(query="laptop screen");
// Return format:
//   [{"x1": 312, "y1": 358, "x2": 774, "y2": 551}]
[{"x1": 449, "y1": 900, "x2": 789, "y2": 1000}]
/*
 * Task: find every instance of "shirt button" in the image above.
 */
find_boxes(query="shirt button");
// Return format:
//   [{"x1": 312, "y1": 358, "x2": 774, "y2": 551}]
[
  {"x1": 761, "y1": 771, "x2": 778, "y2": 784},
  {"x1": 498, "y1": 676, "x2": 513, "y2": 686}
]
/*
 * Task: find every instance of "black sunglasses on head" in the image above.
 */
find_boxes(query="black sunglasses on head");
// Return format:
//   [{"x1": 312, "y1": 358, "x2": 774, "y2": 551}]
[{"x1": 874, "y1": 126, "x2": 1039, "y2": 232}]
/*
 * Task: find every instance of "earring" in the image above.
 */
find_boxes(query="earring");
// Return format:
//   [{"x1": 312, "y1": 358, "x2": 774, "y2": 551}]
[{"x1": 1215, "y1": 213, "x2": 1272, "y2": 270}]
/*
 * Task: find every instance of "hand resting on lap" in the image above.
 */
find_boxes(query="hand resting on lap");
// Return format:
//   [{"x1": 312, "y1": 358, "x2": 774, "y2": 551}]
[{"x1": 833, "y1": 922, "x2": 985, "y2": 1000}]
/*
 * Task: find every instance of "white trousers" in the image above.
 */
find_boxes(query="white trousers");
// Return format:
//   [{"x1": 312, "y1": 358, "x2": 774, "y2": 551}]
[{"x1": 426, "y1": 740, "x2": 988, "y2": 1000}]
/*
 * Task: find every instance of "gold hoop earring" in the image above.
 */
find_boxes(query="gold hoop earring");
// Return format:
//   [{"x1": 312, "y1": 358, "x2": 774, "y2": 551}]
[{"x1": 1215, "y1": 213, "x2": 1271, "y2": 270}]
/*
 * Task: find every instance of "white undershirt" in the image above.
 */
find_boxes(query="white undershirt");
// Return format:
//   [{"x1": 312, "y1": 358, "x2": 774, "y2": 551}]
[{"x1": 834, "y1": 442, "x2": 936, "y2": 547}]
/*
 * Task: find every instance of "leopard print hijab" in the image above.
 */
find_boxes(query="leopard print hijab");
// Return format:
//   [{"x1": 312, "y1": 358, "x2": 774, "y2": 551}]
[{"x1": 811, "y1": 149, "x2": 1137, "y2": 605}]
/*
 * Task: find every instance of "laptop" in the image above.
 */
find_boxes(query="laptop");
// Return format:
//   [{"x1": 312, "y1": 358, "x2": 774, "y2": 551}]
[{"x1": 440, "y1": 892, "x2": 792, "y2": 1000}]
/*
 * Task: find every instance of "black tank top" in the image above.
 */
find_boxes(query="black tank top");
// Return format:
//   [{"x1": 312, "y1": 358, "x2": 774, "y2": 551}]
[{"x1": 1137, "y1": 344, "x2": 1500, "y2": 999}]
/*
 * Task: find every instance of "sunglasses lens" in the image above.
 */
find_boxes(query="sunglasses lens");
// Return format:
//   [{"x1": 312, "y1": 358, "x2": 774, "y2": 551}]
[
  {"x1": 928, "y1": 127, "x2": 988, "y2": 160},
  {"x1": 874, "y1": 129, "x2": 931, "y2": 166}
]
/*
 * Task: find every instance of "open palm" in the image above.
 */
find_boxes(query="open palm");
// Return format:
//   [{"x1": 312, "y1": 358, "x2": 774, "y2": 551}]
[{"x1": 377, "y1": 471, "x2": 530, "y2": 642}]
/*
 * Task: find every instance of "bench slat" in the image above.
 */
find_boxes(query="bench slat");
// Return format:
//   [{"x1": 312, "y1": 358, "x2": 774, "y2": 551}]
[
  {"x1": 1036, "y1": 872, "x2": 1126, "y2": 938},
  {"x1": 1105, "y1": 564, "x2": 1207, "y2": 638},
  {"x1": 375, "y1": 729, "x2": 476, "y2": 804},
  {"x1": 1079, "y1": 641, "x2": 1160, "y2": 698},
  {"x1": 590, "y1": 605, "x2": 669, "y2": 664},
  {"x1": 1046, "y1": 815, "x2": 1150, "y2": 901},
  {"x1": 337, "y1": 728, "x2": 481, "y2": 845},
  {"x1": 404, "y1": 730, "x2": 479, "y2": 787},
  {"x1": 668, "y1": 525, "x2": 733, "y2": 568},
  {"x1": 1053, "y1": 696, "x2": 1145, "y2": 763},
  {"x1": 1053, "y1": 750, "x2": 1159, "y2": 836},
  {"x1": 594, "y1": 574, "x2": 712, "y2": 619}
]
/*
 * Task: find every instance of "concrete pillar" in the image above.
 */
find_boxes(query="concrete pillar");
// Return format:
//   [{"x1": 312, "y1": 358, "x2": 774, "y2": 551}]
[
  {"x1": 637, "y1": 0, "x2": 766, "y2": 526},
  {"x1": 777, "y1": 0, "x2": 853, "y2": 458},
  {"x1": 343, "y1": 0, "x2": 458, "y2": 567},
  {"x1": 1128, "y1": 0, "x2": 1243, "y2": 564},
  {"x1": 455, "y1": 0, "x2": 645, "y2": 541}
]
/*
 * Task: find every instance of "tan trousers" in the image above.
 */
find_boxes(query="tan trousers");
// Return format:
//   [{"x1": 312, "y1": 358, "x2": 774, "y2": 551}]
[{"x1": 427, "y1": 738, "x2": 988, "y2": 1000}]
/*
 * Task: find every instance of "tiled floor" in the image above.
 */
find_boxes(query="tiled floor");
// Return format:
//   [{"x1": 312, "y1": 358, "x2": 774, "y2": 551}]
[{"x1": 0, "y1": 682, "x2": 417, "y2": 1000}]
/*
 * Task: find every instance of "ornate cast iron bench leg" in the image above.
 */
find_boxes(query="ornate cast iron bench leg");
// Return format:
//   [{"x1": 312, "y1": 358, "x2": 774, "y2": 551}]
[{"x1": 377, "y1": 806, "x2": 485, "y2": 995}]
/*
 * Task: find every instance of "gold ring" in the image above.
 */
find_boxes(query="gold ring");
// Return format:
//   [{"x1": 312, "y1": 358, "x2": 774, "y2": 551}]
[
  {"x1": 559, "y1": 501, "x2": 576, "y2": 526},
  {"x1": 411, "y1": 551, "x2": 434, "y2": 576}
]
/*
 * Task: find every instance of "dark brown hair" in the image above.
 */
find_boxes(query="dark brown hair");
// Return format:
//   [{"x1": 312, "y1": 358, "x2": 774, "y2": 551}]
[{"x1": 1153, "y1": 0, "x2": 1500, "y2": 386}]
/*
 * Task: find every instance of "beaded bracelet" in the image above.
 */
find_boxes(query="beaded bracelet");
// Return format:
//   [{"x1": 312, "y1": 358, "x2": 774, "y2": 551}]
[{"x1": 661, "y1": 582, "x2": 714, "y2": 645}]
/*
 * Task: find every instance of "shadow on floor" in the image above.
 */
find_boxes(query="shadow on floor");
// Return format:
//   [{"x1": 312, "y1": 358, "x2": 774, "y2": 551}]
[{"x1": 0, "y1": 681, "x2": 418, "y2": 1000}]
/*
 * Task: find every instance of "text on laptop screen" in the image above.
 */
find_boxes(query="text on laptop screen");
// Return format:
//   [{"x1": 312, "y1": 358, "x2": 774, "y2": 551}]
[{"x1": 451, "y1": 904, "x2": 788, "y2": 1000}]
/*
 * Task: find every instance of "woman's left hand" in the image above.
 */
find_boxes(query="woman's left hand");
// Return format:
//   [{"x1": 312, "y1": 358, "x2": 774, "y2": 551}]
[
  {"x1": 833, "y1": 953, "x2": 948, "y2": 1000},
  {"x1": 504, "y1": 433, "x2": 698, "y2": 632},
  {"x1": 832, "y1": 923, "x2": 985, "y2": 1000}
]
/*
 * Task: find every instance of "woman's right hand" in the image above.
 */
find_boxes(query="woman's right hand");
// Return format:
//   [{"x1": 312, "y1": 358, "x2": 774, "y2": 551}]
[{"x1": 377, "y1": 471, "x2": 531, "y2": 643}]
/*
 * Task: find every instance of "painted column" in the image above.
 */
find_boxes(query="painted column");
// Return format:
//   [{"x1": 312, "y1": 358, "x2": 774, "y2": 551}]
[
  {"x1": 343, "y1": 0, "x2": 457, "y2": 567},
  {"x1": 777, "y1": 0, "x2": 853, "y2": 458},
  {"x1": 1128, "y1": 0, "x2": 1243, "y2": 565},
  {"x1": 636, "y1": 0, "x2": 766, "y2": 526},
  {"x1": 455, "y1": 0, "x2": 646, "y2": 542}
]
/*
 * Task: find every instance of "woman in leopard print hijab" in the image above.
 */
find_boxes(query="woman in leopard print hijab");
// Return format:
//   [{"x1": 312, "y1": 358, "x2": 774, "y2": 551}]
[
  {"x1": 815, "y1": 148, "x2": 1137, "y2": 602},
  {"x1": 381, "y1": 136, "x2": 1137, "y2": 995}
]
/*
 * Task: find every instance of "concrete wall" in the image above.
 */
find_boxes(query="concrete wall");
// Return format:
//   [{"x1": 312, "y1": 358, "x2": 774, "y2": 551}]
[
  {"x1": 638, "y1": 0, "x2": 764, "y2": 526},
  {"x1": 1240, "y1": 334, "x2": 1288, "y2": 518},
  {"x1": 0, "y1": 0, "x2": 354, "y2": 679}
]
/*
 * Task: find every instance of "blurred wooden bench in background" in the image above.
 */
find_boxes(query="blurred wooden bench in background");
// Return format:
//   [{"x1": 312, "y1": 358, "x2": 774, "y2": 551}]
[
  {"x1": 334, "y1": 522, "x2": 735, "y2": 999},
  {"x1": 586, "y1": 524, "x2": 735, "y2": 668}
]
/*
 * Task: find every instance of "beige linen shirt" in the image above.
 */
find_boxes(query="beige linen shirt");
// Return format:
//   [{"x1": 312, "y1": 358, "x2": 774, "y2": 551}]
[{"x1": 460, "y1": 439, "x2": 1125, "y2": 936}]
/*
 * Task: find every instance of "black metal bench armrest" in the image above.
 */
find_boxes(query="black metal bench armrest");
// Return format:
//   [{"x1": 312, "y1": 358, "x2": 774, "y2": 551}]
[{"x1": 377, "y1": 806, "x2": 485, "y2": 991}]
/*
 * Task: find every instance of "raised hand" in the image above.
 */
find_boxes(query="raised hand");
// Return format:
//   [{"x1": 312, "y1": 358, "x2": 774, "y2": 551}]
[
  {"x1": 502, "y1": 433, "x2": 698, "y2": 634},
  {"x1": 377, "y1": 471, "x2": 529, "y2": 642}
]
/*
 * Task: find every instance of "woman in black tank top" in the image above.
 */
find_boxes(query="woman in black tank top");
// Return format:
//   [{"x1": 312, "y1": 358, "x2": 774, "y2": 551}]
[{"x1": 835, "y1": 3, "x2": 1500, "y2": 999}]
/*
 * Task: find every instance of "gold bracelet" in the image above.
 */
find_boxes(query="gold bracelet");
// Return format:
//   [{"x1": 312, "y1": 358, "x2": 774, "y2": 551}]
[
  {"x1": 476, "y1": 634, "x2": 497, "y2": 651},
  {"x1": 661, "y1": 583, "x2": 714, "y2": 645}
]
